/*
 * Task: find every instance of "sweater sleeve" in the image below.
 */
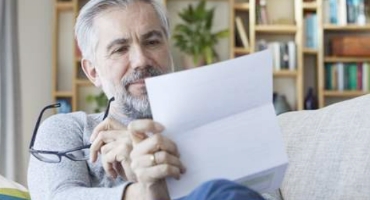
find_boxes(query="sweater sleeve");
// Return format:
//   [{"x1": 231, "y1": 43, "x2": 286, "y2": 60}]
[{"x1": 27, "y1": 113, "x2": 131, "y2": 200}]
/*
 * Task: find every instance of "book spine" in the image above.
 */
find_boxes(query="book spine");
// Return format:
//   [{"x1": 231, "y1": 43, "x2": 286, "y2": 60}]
[
  {"x1": 288, "y1": 41, "x2": 296, "y2": 70},
  {"x1": 312, "y1": 14, "x2": 318, "y2": 48},
  {"x1": 349, "y1": 63, "x2": 358, "y2": 90},
  {"x1": 338, "y1": 0, "x2": 347, "y2": 25},
  {"x1": 337, "y1": 62, "x2": 344, "y2": 91},
  {"x1": 330, "y1": 0, "x2": 338, "y2": 24},
  {"x1": 325, "y1": 64, "x2": 332, "y2": 89},
  {"x1": 357, "y1": 62, "x2": 363, "y2": 90}
]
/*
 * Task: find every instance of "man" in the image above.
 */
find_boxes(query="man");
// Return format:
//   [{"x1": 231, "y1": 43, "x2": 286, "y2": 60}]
[{"x1": 28, "y1": 0, "x2": 265, "y2": 199}]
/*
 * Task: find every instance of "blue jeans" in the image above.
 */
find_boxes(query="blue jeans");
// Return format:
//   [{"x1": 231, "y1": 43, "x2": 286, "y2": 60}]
[{"x1": 178, "y1": 179, "x2": 265, "y2": 200}]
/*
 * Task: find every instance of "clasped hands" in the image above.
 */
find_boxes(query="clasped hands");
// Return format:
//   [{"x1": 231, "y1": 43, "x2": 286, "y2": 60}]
[{"x1": 89, "y1": 118, "x2": 186, "y2": 185}]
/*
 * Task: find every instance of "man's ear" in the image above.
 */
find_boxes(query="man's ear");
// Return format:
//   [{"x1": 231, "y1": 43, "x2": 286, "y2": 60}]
[{"x1": 81, "y1": 58, "x2": 102, "y2": 87}]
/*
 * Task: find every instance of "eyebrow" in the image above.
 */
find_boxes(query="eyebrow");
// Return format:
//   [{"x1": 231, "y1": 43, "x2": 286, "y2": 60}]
[
  {"x1": 106, "y1": 38, "x2": 129, "y2": 53},
  {"x1": 141, "y1": 30, "x2": 164, "y2": 41},
  {"x1": 106, "y1": 30, "x2": 164, "y2": 53}
]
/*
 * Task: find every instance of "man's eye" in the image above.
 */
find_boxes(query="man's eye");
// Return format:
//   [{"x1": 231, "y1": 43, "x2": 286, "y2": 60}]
[
  {"x1": 146, "y1": 40, "x2": 160, "y2": 46},
  {"x1": 113, "y1": 47, "x2": 128, "y2": 54}
]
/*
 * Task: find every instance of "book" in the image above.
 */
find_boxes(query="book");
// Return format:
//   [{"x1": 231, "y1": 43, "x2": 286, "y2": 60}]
[
  {"x1": 338, "y1": 0, "x2": 347, "y2": 25},
  {"x1": 337, "y1": 62, "x2": 344, "y2": 91},
  {"x1": 235, "y1": 16, "x2": 250, "y2": 49},
  {"x1": 259, "y1": 0, "x2": 269, "y2": 24},
  {"x1": 363, "y1": 62, "x2": 369, "y2": 91},
  {"x1": 288, "y1": 41, "x2": 296, "y2": 70},
  {"x1": 330, "y1": 0, "x2": 338, "y2": 24},
  {"x1": 323, "y1": 0, "x2": 331, "y2": 24},
  {"x1": 357, "y1": 62, "x2": 363, "y2": 90}
]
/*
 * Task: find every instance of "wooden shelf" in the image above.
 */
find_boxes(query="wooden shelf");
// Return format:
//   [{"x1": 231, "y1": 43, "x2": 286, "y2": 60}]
[
  {"x1": 302, "y1": 2, "x2": 317, "y2": 11},
  {"x1": 324, "y1": 57, "x2": 370, "y2": 62},
  {"x1": 54, "y1": 91, "x2": 73, "y2": 97},
  {"x1": 323, "y1": 24, "x2": 370, "y2": 31},
  {"x1": 255, "y1": 25, "x2": 297, "y2": 34},
  {"x1": 233, "y1": 47, "x2": 250, "y2": 54},
  {"x1": 303, "y1": 48, "x2": 318, "y2": 55},
  {"x1": 75, "y1": 79, "x2": 92, "y2": 86},
  {"x1": 56, "y1": 1, "x2": 73, "y2": 11},
  {"x1": 234, "y1": 3, "x2": 249, "y2": 11},
  {"x1": 323, "y1": 90, "x2": 368, "y2": 97},
  {"x1": 273, "y1": 70, "x2": 298, "y2": 77}
]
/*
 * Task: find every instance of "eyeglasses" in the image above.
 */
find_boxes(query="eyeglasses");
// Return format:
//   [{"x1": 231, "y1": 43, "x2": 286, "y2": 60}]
[{"x1": 29, "y1": 97, "x2": 115, "y2": 163}]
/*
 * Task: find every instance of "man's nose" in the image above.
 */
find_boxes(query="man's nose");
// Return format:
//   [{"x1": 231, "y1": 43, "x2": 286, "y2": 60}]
[{"x1": 129, "y1": 45, "x2": 149, "y2": 70}]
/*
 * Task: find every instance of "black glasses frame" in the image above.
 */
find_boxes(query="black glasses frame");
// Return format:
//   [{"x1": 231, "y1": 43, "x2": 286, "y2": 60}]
[{"x1": 29, "y1": 97, "x2": 115, "y2": 163}]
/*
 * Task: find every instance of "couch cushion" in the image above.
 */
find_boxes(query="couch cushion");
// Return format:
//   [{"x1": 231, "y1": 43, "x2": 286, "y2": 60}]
[
  {"x1": 0, "y1": 175, "x2": 30, "y2": 200},
  {"x1": 278, "y1": 94, "x2": 370, "y2": 200}
]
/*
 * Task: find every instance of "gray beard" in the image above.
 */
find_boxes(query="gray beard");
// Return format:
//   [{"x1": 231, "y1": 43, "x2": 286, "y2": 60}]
[{"x1": 117, "y1": 66, "x2": 163, "y2": 119}]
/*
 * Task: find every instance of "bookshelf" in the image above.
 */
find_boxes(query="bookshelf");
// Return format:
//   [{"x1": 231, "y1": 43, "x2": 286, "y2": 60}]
[
  {"x1": 230, "y1": 0, "x2": 304, "y2": 110},
  {"x1": 230, "y1": 0, "x2": 370, "y2": 110},
  {"x1": 318, "y1": 0, "x2": 370, "y2": 107}
]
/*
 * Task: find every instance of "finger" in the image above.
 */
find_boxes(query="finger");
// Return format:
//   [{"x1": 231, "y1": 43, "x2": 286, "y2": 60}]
[
  {"x1": 90, "y1": 118, "x2": 127, "y2": 142},
  {"x1": 89, "y1": 130, "x2": 128, "y2": 162},
  {"x1": 131, "y1": 151, "x2": 186, "y2": 173},
  {"x1": 100, "y1": 139, "x2": 132, "y2": 158},
  {"x1": 130, "y1": 134, "x2": 179, "y2": 158},
  {"x1": 120, "y1": 160, "x2": 137, "y2": 182},
  {"x1": 135, "y1": 164, "x2": 181, "y2": 182},
  {"x1": 128, "y1": 120, "x2": 164, "y2": 144},
  {"x1": 101, "y1": 144, "x2": 126, "y2": 179},
  {"x1": 102, "y1": 158, "x2": 117, "y2": 179}
]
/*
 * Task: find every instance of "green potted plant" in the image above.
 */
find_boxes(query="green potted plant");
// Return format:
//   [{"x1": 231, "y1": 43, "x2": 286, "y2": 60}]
[
  {"x1": 173, "y1": 0, "x2": 229, "y2": 68},
  {"x1": 86, "y1": 91, "x2": 108, "y2": 113}
]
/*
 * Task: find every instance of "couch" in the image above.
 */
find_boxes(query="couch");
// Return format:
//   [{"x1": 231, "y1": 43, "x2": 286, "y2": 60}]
[{"x1": 264, "y1": 94, "x2": 370, "y2": 200}]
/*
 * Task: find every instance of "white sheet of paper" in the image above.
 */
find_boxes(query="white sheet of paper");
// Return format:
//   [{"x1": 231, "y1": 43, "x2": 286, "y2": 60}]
[{"x1": 145, "y1": 50, "x2": 288, "y2": 199}]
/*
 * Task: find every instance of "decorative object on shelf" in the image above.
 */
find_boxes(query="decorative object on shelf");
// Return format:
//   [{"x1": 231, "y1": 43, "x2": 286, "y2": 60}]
[
  {"x1": 56, "y1": 99, "x2": 72, "y2": 113},
  {"x1": 86, "y1": 91, "x2": 108, "y2": 113},
  {"x1": 304, "y1": 87, "x2": 318, "y2": 110},
  {"x1": 172, "y1": 0, "x2": 229, "y2": 68},
  {"x1": 273, "y1": 92, "x2": 292, "y2": 115}
]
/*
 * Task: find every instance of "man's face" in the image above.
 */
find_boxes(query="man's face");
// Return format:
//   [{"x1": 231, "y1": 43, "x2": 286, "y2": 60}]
[{"x1": 91, "y1": 2, "x2": 172, "y2": 118}]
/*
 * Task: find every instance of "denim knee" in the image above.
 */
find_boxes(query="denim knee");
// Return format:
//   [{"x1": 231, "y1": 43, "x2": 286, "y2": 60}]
[{"x1": 184, "y1": 179, "x2": 265, "y2": 200}]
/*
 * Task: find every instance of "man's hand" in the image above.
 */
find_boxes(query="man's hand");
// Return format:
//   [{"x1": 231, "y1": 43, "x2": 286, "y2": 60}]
[
  {"x1": 124, "y1": 119, "x2": 186, "y2": 200},
  {"x1": 90, "y1": 118, "x2": 136, "y2": 181}
]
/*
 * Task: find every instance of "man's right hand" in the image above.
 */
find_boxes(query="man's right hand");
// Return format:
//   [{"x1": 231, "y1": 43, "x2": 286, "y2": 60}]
[{"x1": 124, "y1": 119, "x2": 186, "y2": 200}]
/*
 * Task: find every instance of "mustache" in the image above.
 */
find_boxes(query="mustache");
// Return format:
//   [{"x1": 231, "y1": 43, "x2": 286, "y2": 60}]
[{"x1": 122, "y1": 66, "x2": 163, "y2": 87}]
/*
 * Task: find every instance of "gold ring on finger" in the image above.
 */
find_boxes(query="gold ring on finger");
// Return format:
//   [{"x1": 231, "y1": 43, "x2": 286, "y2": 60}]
[{"x1": 150, "y1": 153, "x2": 157, "y2": 166}]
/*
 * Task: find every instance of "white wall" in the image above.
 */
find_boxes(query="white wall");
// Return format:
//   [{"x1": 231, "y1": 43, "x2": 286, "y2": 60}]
[{"x1": 18, "y1": 0, "x2": 53, "y2": 185}]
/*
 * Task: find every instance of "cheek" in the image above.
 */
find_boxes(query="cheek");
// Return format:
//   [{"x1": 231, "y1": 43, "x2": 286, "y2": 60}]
[{"x1": 151, "y1": 48, "x2": 172, "y2": 72}]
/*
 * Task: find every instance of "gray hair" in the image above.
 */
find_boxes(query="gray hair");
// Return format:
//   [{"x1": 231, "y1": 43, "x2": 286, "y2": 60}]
[{"x1": 74, "y1": 0, "x2": 170, "y2": 61}]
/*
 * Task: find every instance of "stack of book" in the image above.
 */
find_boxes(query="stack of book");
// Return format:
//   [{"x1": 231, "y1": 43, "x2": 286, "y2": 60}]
[
  {"x1": 323, "y1": 0, "x2": 366, "y2": 25},
  {"x1": 257, "y1": 40, "x2": 297, "y2": 71},
  {"x1": 325, "y1": 62, "x2": 370, "y2": 91}
]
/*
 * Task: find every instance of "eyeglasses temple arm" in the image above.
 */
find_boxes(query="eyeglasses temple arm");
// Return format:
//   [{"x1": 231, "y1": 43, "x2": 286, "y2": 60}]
[
  {"x1": 102, "y1": 97, "x2": 115, "y2": 120},
  {"x1": 29, "y1": 103, "x2": 61, "y2": 149}
]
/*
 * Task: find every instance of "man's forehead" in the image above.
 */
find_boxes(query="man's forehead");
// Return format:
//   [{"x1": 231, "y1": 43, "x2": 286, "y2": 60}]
[{"x1": 93, "y1": 4, "x2": 163, "y2": 37}]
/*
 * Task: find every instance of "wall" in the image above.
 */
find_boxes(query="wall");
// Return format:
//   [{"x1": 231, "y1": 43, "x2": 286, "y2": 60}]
[{"x1": 18, "y1": 0, "x2": 53, "y2": 185}]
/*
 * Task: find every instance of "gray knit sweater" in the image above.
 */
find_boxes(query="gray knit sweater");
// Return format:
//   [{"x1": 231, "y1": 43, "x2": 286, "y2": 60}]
[{"x1": 27, "y1": 111, "x2": 132, "y2": 200}]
